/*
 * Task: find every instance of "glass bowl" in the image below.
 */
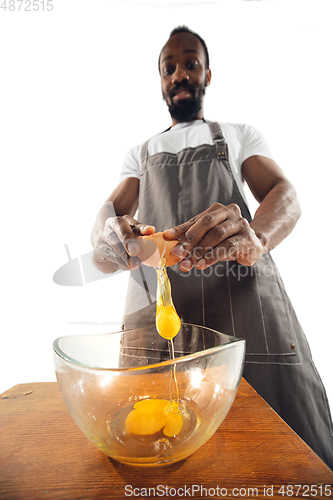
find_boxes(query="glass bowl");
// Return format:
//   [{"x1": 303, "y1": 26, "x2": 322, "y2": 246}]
[{"x1": 53, "y1": 323, "x2": 245, "y2": 467}]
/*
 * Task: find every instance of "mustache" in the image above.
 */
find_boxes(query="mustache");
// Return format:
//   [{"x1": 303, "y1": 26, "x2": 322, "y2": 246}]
[{"x1": 169, "y1": 80, "x2": 196, "y2": 99}]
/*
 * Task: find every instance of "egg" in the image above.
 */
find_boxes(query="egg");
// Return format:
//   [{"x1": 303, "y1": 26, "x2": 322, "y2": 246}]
[
  {"x1": 125, "y1": 399, "x2": 183, "y2": 437},
  {"x1": 124, "y1": 237, "x2": 183, "y2": 439},
  {"x1": 162, "y1": 401, "x2": 183, "y2": 437},
  {"x1": 156, "y1": 304, "x2": 181, "y2": 340},
  {"x1": 137, "y1": 232, "x2": 180, "y2": 267}
]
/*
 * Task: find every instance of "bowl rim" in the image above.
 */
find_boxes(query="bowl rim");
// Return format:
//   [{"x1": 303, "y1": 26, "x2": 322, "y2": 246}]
[{"x1": 53, "y1": 322, "x2": 245, "y2": 372}]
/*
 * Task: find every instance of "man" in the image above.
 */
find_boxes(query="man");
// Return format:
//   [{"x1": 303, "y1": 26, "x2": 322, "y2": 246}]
[{"x1": 91, "y1": 26, "x2": 333, "y2": 468}]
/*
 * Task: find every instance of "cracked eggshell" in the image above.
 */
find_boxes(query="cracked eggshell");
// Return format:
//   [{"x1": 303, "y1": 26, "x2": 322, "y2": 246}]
[{"x1": 137, "y1": 232, "x2": 180, "y2": 267}]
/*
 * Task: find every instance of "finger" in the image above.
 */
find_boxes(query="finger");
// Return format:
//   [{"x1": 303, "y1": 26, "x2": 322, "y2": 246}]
[
  {"x1": 173, "y1": 204, "x2": 241, "y2": 260},
  {"x1": 94, "y1": 244, "x2": 141, "y2": 271},
  {"x1": 163, "y1": 216, "x2": 199, "y2": 240},
  {"x1": 93, "y1": 244, "x2": 125, "y2": 267},
  {"x1": 109, "y1": 217, "x2": 155, "y2": 256},
  {"x1": 196, "y1": 222, "x2": 262, "y2": 269},
  {"x1": 210, "y1": 221, "x2": 260, "y2": 267},
  {"x1": 98, "y1": 226, "x2": 130, "y2": 266},
  {"x1": 162, "y1": 205, "x2": 221, "y2": 240},
  {"x1": 164, "y1": 217, "x2": 209, "y2": 259},
  {"x1": 196, "y1": 236, "x2": 241, "y2": 269},
  {"x1": 188, "y1": 216, "x2": 246, "y2": 267},
  {"x1": 163, "y1": 203, "x2": 228, "y2": 239},
  {"x1": 107, "y1": 217, "x2": 141, "y2": 257}
]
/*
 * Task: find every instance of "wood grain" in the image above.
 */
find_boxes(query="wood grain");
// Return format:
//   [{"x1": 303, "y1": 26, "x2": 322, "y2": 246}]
[{"x1": 0, "y1": 379, "x2": 332, "y2": 500}]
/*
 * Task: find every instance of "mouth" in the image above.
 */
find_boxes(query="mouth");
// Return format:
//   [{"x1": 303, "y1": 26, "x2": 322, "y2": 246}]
[
  {"x1": 170, "y1": 86, "x2": 194, "y2": 103},
  {"x1": 173, "y1": 90, "x2": 192, "y2": 101}
]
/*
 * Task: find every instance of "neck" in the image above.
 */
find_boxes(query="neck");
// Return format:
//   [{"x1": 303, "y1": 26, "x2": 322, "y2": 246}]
[{"x1": 171, "y1": 114, "x2": 205, "y2": 127}]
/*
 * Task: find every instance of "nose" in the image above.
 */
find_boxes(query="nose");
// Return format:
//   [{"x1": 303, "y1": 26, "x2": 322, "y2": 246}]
[{"x1": 171, "y1": 64, "x2": 190, "y2": 85}]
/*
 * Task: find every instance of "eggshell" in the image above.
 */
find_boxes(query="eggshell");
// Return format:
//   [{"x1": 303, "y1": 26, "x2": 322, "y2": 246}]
[{"x1": 137, "y1": 232, "x2": 180, "y2": 267}]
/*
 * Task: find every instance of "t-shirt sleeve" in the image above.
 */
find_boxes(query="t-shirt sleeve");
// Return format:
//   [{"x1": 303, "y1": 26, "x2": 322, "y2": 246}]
[
  {"x1": 119, "y1": 144, "x2": 141, "y2": 183},
  {"x1": 240, "y1": 124, "x2": 273, "y2": 165}
]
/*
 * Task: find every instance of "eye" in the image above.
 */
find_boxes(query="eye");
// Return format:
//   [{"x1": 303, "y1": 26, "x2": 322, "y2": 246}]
[
  {"x1": 187, "y1": 60, "x2": 199, "y2": 70},
  {"x1": 163, "y1": 65, "x2": 174, "y2": 76}
]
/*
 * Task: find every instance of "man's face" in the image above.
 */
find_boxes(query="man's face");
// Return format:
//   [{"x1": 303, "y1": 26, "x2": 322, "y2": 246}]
[{"x1": 159, "y1": 33, "x2": 211, "y2": 124}]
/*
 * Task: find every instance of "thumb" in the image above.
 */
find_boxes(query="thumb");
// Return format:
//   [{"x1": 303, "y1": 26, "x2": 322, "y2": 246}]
[
  {"x1": 163, "y1": 222, "x2": 190, "y2": 239},
  {"x1": 139, "y1": 224, "x2": 155, "y2": 235}
]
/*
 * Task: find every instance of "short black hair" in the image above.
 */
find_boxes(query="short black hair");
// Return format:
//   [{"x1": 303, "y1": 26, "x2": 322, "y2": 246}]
[{"x1": 158, "y1": 25, "x2": 210, "y2": 73}]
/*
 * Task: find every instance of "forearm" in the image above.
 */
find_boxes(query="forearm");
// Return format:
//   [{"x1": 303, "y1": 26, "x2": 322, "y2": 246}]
[
  {"x1": 91, "y1": 177, "x2": 140, "y2": 248},
  {"x1": 91, "y1": 177, "x2": 154, "y2": 273},
  {"x1": 250, "y1": 180, "x2": 301, "y2": 253},
  {"x1": 91, "y1": 201, "x2": 117, "y2": 247}
]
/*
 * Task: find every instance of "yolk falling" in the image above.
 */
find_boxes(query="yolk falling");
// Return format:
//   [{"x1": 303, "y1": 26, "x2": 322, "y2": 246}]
[
  {"x1": 125, "y1": 252, "x2": 183, "y2": 437},
  {"x1": 155, "y1": 257, "x2": 181, "y2": 340}
]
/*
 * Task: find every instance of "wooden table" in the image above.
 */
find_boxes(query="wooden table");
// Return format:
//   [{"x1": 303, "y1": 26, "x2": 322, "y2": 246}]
[{"x1": 1, "y1": 379, "x2": 332, "y2": 500}]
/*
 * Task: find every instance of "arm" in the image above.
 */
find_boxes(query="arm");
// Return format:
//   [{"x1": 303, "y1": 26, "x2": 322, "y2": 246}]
[
  {"x1": 91, "y1": 177, "x2": 140, "y2": 248},
  {"x1": 243, "y1": 155, "x2": 301, "y2": 253},
  {"x1": 163, "y1": 155, "x2": 301, "y2": 270},
  {"x1": 91, "y1": 177, "x2": 154, "y2": 274}
]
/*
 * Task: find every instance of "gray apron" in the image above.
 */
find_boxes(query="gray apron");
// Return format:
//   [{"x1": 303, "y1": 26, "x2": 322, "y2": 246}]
[{"x1": 122, "y1": 120, "x2": 333, "y2": 468}]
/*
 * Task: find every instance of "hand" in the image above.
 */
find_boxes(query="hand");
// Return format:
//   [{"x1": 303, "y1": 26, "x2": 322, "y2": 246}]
[
  {"x1": 163, "y1": 203, "x2": 265, "y2": 271},
  {"x1": 92, "y1": 215, "x2": 155, "y2": 274}
]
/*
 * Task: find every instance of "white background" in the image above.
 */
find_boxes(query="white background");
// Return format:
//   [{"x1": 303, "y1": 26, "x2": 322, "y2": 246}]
[{"x1": 1, "y1": 0, "x2": 332, "y2": 416}]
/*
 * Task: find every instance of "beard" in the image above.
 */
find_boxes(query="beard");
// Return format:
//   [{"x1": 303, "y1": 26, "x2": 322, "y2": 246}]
[{"x1": 163, "y1": 79, "x2": 206, "y2": 123}]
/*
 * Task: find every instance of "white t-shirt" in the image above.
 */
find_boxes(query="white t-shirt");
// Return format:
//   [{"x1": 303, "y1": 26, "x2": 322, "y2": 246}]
[{"x1": 119, "y1": 120, "x2": 273, "y2": 201}]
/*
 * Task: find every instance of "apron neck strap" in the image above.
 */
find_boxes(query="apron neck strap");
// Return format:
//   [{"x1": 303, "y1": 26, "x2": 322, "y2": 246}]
[
  {"x1": 204, "y1": 120, "x2": 229, "y2": 161},
  {"x1": 205, "y1": 120, "x2": 224, "y2": 141},
  {"x1": 140, "y1": 140, "x2": 149, "y2": 167},
  {"x1": 140, "y1": 126, "x2": 172, "y2": 168}
]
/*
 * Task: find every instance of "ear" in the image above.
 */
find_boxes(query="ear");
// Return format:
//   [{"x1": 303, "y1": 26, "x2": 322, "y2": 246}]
[{"x1": 205, "y1": 69, "x2": 212, "y2": 87}]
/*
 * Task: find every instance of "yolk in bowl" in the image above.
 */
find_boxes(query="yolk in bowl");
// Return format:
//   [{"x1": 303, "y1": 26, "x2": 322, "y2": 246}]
[{"x1": 125, "y1": 399, "x2": 183, "y2": 437}]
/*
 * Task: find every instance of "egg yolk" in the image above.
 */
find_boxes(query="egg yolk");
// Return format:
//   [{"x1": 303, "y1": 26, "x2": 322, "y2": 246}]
[
  {"x1": 156, "y1": 304, "x2": 181, "y2": 341},
  {"x1": 125, "y1": 251, "x2": 183, "y2": 438},
  {"x1": 155, "y1": 257, "x2": 181, "y2": 340},
  {"x1": 125, "y1": 399, "x2": 183, "y2": 437}
]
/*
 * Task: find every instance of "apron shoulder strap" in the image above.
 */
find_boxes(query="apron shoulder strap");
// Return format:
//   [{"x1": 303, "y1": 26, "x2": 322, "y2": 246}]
[
  {"x1": 140, "y1": 140, "x2": 149, "y2": 171},
  {"x1": 205, "y1": 120, "x2": 229, "y2": 160},
  {"x1": 205, "y1": 120, "x2": 224, "y2": 141},
  {"x1": 140, "y1": 126, "x2": 173, "y2": 173}
]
